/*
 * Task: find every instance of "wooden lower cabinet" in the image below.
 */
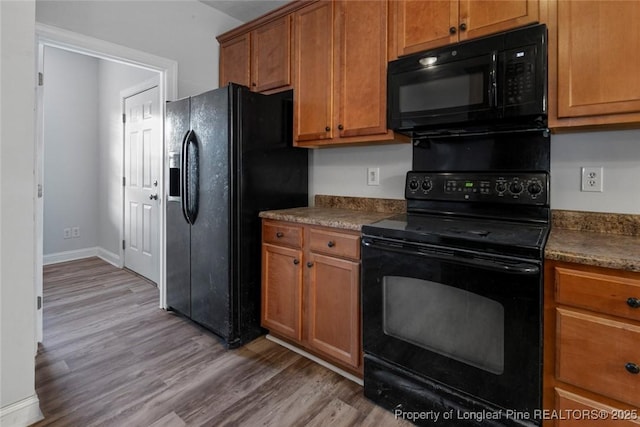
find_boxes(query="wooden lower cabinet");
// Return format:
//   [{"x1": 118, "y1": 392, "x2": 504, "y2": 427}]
[
  {"x1": 544, "y1": 261, "x2": 640, "y2": 427},
  {"x1": 261, "y1": 219, "x2": 362, "y2": 374}
]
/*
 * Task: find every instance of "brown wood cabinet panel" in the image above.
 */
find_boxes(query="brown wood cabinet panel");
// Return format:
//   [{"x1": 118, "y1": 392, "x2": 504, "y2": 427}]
[
  {"x1": 308, "y1": 228, "x2": 359, "y2": 260},
  {"x1": 556, "y1": 1, "x2": 640, "y2": 119},
  {"x1": 293, "y1": 1, "x2": 334, "y2": 143},
  {"x1": 556, "y1": 307, "x2": 640, "y2": 408},
  {"x1": 555, "y1": 267, "x2": 640, "y2": 322},
  {"x1": 251, "y1": 15, "x2": 292, "y2": 93},
  {"x1": 219, "y1": 33, "x2": 251, "y2": 88},
  {"x1": 459, "y1": 0, "x2": 538, "y2": 42},
  {"x1": 263, "y1": 220, "x2": 303, "y2": 248},
  {"x1": 261, "y1": 243, "x2": 303, "y2": 341},
  {"x1": 307, "y1": 253, "x2": 360, "y2": 368},
  {"x1": 393, "y1": 0, "x2": 538, "y2": 56},
  {"x1": 334, "y1": 0, "x2": 389, "y2": 139},
  {"x1": 555, "y1": 388, "x2": 640, "y2": 427}
]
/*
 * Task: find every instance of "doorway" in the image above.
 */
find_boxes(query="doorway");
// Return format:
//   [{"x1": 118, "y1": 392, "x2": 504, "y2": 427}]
[{"x1": 36, "y1": 24, "x2": 178, "y2": 343}]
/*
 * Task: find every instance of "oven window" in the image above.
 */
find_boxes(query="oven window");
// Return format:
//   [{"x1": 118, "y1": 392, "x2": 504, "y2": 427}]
[
  {"x1": 382, "y1": 276, "x2": 504, "y2": 374},
  {"x1": 399, "y1": 72, "x2": 485, "y2": 113}
]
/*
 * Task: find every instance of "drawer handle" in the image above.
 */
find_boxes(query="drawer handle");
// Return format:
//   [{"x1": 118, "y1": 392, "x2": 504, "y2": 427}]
[
  {"x1": 625, "y1": 362, "x2": 640, "y2": 375},
  {"x1": 327, "y1": 240, "x2": 335, "y2": 248},
  {"x1": 293, "y1": 259, "x2": 300, "y2": 265},
  {"x1": 276, "y1": 232, "x2": 284, "y2": 238},
  {"x1": 627, "y1": 297, "x2": 640, "y2": 308}
]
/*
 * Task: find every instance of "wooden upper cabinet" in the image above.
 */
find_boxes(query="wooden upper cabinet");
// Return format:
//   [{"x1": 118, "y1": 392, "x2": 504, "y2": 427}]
[
  {"x1": 218, "y1": 15, "x2": 292, "y2": 93},
  {"x1": 552, "y1": 0, "x2": 640, "y2": 127},
  {"x1": 394, "y1": 0, "x2": 539, "y2": 57},
  {"x1": 293, "y1": 1, "x2": 334, "y2": 143},
  {"x1": 219, "y1": 33, "x2": 251, "y2": 88},
  {"x1": 251, "y1": 15, "x2": 293, "y2": 93}
]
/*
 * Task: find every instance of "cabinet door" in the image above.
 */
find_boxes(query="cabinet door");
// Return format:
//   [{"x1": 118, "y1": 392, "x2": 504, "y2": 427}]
[
  {"x1": 261, "y1": 243, "x2": 303, "y2": 341},
  {"x1": 557, "y1": 1, "x2": 640, "y2": 119},
  {"x1": 293, "y1": 1, "x2": 334, "y2": 143},
  {"x1": 219, "y1": 33, "x2": 251, "y2": 88},
  {"x1": 307, "y1": 253, "x2": 360, "y2": 368},
  {"x1": 458, "y1": 0, "x2": 538, "y2": 42},
  {"x1": 334, "y1": 0, "x2": 389, "y2": 139},
  {"x1": 395, "y1": 0, "x2": 458, "y2": 56},
  {"x1": 251, "y1": 15, "x2": 293, "y2": 93}
]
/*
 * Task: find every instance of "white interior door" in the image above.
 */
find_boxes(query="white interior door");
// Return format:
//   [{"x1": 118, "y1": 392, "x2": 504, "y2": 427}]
[{"x1": 124, "y1": 85, "x2": 160, "y2": 283}]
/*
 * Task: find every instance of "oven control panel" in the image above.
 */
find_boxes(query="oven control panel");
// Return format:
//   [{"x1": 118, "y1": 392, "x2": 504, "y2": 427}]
[{"x1": 405, "y1": 171, "x2": 549, "y2": 205}]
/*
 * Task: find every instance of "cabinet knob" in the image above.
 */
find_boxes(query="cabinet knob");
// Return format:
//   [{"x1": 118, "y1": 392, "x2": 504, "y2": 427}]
[
  {"x1": 293, "y1": 259, "x2": 300, "y2": 265},
  {"x1": 338, "y1": 124, "x2": 344, "y2": 131},
  {"x1": 627, "y1": 297, "x2": 640, "y2": 308},
  {"x1": 276, "y1": 232, "x2": 284, "y2": 238},
  {"x1": 625, "y1": 362, "x2": 640, "y2": 374},
  {"x1": 459, "y1": 22, "x2": 467, "y2": 31},
  {"x1": 252, "y1": 82, "x2": 256, "y2": 87},
  {"x1": 327, "y1": 241, "x2": 335, "y2": 248},
  {"x1": 307, "y1": 262, "x2": 314, "y2": 268},
  {"x1": 449, "y1": 26, "x2": 457, "y2": 35},
  {"x1": 325, "y1": 126, "x2": 331, "y2": 132}
]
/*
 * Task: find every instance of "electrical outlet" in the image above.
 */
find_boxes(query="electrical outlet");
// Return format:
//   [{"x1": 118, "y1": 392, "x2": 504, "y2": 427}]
[
  {"x1": 581, "y1": 167, "x2": 604, "y2": 192},
  {"x1": 367, "y1": 167, "x2": 380, "y2": 186},
  {"x1": 72, "y1": 226, "x2": 80, "y2": 238},
  {"x1": 63, "y1": 228, "x2": 71, "y2": 239}
]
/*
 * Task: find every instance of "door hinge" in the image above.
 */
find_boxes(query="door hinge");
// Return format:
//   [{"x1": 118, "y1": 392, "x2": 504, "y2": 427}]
[
  {"x1": 122, "y1": 113, "x2": 126, "y2": 124},
  {"x1": 123, "y1": 176, "x2": 126, "y2": 187},
  {"x1": 123, "y1": 240, "x2": 126, "y2": 250},
  {"x1": 38, "y1": 72, "x2": 44, "y2": 86},
  {"x1": 37, "y1": 296, "x2": 42, "y2": 310}
]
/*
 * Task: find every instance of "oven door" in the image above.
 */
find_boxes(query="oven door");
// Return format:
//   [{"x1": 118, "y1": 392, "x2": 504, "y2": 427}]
[
  {"x1": 388, "y1": 52, "x2": 497, "y2": 132},
  {"x1": 361, "y1": 236, "x2": 542, "y2": 414}
]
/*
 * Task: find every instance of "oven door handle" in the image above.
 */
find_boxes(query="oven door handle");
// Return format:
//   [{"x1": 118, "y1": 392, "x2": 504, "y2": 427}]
[{"x1": 362, "y1": 238, "x2": 540, "y2": 275}]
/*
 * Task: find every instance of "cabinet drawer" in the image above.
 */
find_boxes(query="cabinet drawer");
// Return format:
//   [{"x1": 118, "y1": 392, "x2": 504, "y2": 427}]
[
  {"x1": 309, "y1": 228, "x2": 360, "y2": 260},
  {"x1": 555, "y1": 388, "x2": 640, "y2": 426},
  {"x1": 263, "y1": 221, "x2": 303, "y2": 248},
  {"x1": 555, "y1": 267, "x2": 640, "y2": 322},
  {"x1": 557, "y1": 308, "x2": 640, "y2": 408}
]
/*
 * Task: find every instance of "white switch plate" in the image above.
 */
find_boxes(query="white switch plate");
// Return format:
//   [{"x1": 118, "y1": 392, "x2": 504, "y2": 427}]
[
  {"x1": 581, "y1": 167, "x2": 603, "y2": 192},
  {"x1": 367, "y1": 167, "x2": 380, "y2": 186},
  {"x1": 63, "y1": 228, "x2": 71, "y2": 239},
  {"x1": 72, "y1": 226, "x2": 80, "y2": 238}
]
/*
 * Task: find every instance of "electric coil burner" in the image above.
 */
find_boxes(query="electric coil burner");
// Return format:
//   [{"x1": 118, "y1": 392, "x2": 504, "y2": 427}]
[{"x1": 361, "y1": 130, "x2": 550, "y2": 426}]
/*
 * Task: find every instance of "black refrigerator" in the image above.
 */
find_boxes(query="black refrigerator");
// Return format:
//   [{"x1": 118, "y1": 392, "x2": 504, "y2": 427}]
[{"x1": 165, "y1": 84, "x2": 307, "y2": 348}]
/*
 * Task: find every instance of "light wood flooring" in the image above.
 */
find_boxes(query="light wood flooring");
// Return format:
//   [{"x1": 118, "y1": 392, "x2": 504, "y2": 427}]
[{"x1": 33, "y1": 257, "x2": 410, "y2": 427}]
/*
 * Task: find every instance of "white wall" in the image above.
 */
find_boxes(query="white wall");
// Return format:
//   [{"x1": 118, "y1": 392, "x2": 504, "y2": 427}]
[
  {"x1": 43, "y1": 47, "x2": 100, "y2": 256},
  {"x1": 309, "y1": 130, "x2": 640, "y2": 215},
  {"x1": 0, "y1": 0, "x2": 43, "y2": 425},
  {"x1": 36, "y1": 0, "x2": 243, "y2": 98}
]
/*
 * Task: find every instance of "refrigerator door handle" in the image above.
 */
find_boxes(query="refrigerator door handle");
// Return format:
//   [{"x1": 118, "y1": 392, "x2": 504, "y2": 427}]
[
  {"x1": 181, "y1": 130, "x2": 193, "y2": 224},
  {"x1": 182, "y1": 130, "x2": 199, "y2": 225}
]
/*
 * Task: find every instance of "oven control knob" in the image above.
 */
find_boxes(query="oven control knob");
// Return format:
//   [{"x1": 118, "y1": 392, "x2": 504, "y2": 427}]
[
  {"x1": 528, "y1": 182, "x2": 542, "y2": 195},
  {"x1": 496, "y1": 182, "x2": 507, "y2": 193},
  {"x1": 509, "y1": 181, "x2": 523, "y2": 194},
  {"x1": 421, "y1": 179, "x2": 432, "y2": 191},
  {"x1": 408, "y1": 179, "x2": 419, "y2": 191}
]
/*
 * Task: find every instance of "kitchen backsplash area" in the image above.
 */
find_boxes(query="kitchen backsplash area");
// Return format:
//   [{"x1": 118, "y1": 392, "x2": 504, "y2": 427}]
[{"x1": 309, "y1": 128, "x2": 640, "y2": 215}]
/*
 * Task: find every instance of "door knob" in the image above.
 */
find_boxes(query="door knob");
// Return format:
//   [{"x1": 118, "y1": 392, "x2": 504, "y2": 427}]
[{"x1": 149, "y1": 193, "x2": 158, "y2": 200}]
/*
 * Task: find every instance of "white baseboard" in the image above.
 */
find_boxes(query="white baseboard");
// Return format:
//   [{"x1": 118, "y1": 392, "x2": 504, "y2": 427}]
[
  {"x1": 265, "y1": 334, "x2": 364, "y2": 386},
  {"x1": 0, "y1": 394, "x2": 43, "y2": 427},
  {"x1": 44, "y1": 247, "x2": 121, "y2": 266}
]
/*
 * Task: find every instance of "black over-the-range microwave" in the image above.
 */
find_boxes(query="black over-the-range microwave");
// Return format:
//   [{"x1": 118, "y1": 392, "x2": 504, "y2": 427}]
[{"x1": 387, "y1": 23, "x2": 547, "y2": 136}]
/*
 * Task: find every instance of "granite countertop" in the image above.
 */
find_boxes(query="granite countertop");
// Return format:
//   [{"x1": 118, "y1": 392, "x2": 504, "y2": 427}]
[
  {"x1": 546, "y1": 210, "x2": 640, "y2": 272},
  {"x1": 259, "y1": 195, "x2": 405, "y2": 231}
]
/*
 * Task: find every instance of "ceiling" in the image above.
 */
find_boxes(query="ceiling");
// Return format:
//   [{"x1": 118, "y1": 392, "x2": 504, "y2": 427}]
[{"x1": 200, "y1": 0, "x2": 289, "y2": 23}]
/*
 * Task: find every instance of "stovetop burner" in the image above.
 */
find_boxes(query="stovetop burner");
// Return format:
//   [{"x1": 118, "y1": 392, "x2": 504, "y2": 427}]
[{"x1": 363, "y1": 213, "x2": 548, "y2": 259}]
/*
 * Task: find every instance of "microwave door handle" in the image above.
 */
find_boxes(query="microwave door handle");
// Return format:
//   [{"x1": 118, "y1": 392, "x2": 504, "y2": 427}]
[
  {"x1": 362, "y1": 238, "x2": 539, "y2": 275},
  {"x1": 490, "y1": 52, "x2": 498, "y2": 107}
]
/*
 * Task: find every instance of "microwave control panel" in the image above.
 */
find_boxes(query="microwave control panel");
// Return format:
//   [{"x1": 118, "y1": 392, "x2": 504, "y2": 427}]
[
  {"x1": 406, "y1": 171, "x2": 549, "y2": 205},
  {"x1": 503, "y1": 45, "x2": 537, "y2": 106}
]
